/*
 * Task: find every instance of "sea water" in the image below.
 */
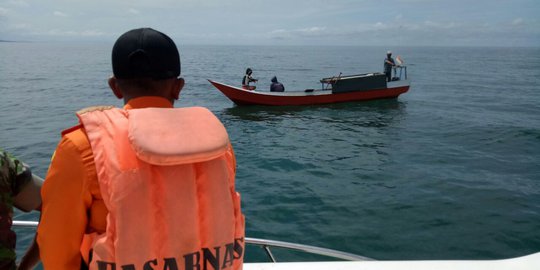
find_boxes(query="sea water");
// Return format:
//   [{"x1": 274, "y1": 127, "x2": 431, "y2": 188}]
[{"x1": 1, "y1": 42, "x2": 539, "y2": 264}]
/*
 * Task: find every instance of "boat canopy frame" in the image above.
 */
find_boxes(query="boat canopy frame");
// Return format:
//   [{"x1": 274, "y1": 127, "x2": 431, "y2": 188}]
[{"x1": 319, "y1": 66, "x2": 408, "y2": 92}]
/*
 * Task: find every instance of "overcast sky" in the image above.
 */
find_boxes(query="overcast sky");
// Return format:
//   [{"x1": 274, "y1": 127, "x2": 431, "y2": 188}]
[{"x1": 1, "y1": 0, "x2": 538, "y2": 46}]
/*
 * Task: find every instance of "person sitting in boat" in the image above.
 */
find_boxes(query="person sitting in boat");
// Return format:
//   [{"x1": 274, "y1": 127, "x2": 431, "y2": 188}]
[
  {"x1": 0, "y1": 148, "x2": 43, "y2": 269},
  {"x1": 37, "y1": 28, "x2": 245, "y2": 270},
  {"x1": 242, "y1": 68, "x2": 258, "y2": 90},
  {"x1": 270, "y1": 76, "x2": 285, "y2": 92},
  {"x1": 384, "y1": 50, "x2": 396, "y2": 82}
]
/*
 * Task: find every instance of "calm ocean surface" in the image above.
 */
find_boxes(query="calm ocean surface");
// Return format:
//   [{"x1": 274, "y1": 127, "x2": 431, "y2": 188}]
[{"x1": 1, "y1": 42, "x2": 539, "y2": 264}]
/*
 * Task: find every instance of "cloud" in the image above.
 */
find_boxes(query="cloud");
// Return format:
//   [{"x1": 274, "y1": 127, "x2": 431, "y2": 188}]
[
  {"x1": 423, "y1": 20, "x2": 457, "y2": 29},
  {"x1": 512, "y1": 18, "x2": 523, "y2": 26},
  {"x1": 127, "y1": 8, "x2": 139, "y2": 15},
  {"x1": 43, "y1": 29, "x2": 106, "y2": 37},
  {"x1": 6, "y1": 0, "x2": 29, "y2": 8},
  {"x1": 11, "y1": 23, "x2": 30, "y2": 30},
  {"x1": 79, "y1": 30, "x2": 106, "y2": 36},
  {"x1": 0, "y1": 7, "x2": 9, "y2": 16},
  {"x1": 373, "y1": 22, "x2": 389, "y2": 30},
  {"x1": 53, "y1": 11, "x2": 68, "y2": 17},
  {"x1": 269, "y1": 23, "x2": 396, "y2": 42},
  {"x1": 298, "y1": 27, "x2": 327, "y2": 36},
  {"x1": 269, "y1": 26, "x2": 327, "y2": 39}
]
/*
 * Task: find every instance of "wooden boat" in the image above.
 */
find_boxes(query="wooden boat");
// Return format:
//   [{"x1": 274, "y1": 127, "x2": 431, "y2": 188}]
[{"x1": 209, "y1": 67, "x2": 410, "y2": 106}]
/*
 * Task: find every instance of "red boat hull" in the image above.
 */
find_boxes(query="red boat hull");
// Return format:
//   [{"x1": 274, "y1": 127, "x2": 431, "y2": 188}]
[{"x1": 209, "y1": 80, "x2": 410, "y2": 106}]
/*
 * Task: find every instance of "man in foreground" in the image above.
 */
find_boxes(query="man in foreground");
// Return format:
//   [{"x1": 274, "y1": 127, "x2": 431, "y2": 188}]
[{"x1": 37, "y1": 28, "x2": 245, "y2": 270}]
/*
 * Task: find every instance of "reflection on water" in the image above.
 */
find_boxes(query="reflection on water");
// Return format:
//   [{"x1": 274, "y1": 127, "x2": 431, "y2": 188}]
[
  {"x1": 223, "y1": 104, "x2": 311, "y2": 122},
  {"x1": 222, "y1": 98, "x2": 406, "y2": 127}
]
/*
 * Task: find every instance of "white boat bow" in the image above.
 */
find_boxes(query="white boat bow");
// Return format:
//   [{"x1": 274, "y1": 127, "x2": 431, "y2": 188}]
[{"x1": 12, "y1": 221, "x2": 540, "y2": 269}]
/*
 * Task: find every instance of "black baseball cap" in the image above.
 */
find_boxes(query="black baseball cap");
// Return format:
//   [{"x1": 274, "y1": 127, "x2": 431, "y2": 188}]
[{"x1": 112, "y1": 28, "x2": 180, "y2": 80}]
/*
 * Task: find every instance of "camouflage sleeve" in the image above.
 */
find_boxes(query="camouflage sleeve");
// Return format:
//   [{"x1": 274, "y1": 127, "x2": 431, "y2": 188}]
[{"x1": 0, "y1": 148, "x2": 33, "y2": 197}]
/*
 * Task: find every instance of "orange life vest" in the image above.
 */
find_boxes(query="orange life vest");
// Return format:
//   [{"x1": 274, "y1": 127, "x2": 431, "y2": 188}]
[{"x1": 77, "y1": 106, "x2": 245, "y2": 270}]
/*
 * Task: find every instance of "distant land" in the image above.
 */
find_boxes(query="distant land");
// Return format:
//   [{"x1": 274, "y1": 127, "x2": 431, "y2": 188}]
[{"x1": 0, "y1": 40, "x2": 31, "y2": 43}]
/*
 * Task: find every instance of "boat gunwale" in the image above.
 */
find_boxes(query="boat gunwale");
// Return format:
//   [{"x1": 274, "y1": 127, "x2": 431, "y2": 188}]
[
  {"x1": 12, "y1": 220, "x2": 371, "y2": 262},
  {"x1": 208, "y1": 79, "x2": 410, "y2": 106}
]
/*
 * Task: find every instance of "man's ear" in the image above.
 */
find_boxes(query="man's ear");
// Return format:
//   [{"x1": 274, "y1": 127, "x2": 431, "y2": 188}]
[
  {"x1": 173, "y1": 77, "x2": 185, "y2": 100},
  {"x1": 108, "y1": 76, "x2": 123, "y2": 99}
]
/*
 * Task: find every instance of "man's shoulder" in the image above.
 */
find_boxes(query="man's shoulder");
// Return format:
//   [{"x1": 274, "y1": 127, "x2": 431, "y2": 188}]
[
  {"x1": 59, "y1": 124, "x2": 90, "y2": 152},
  {"x1": 0, "y1": 149, "x2": 32, "y2": 196},
  {"x1": 61, "y1": 124, "x2": 83, "y2": 137},
  {"x1": 62, "y1": 105, "x2": 116, "y2": 144},
  {"x1": 76, "y1": 105, "x2": 115, "y2": 115}
]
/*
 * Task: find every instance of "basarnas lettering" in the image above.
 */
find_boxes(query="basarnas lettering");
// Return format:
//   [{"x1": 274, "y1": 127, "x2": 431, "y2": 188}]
[{"x1": 97, "y1": 238, "x2": 244, "y2": 270}]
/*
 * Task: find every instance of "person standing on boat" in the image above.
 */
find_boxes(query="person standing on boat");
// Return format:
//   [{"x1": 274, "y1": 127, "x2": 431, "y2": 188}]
[
  {"x1": 384, "y1": 51, "x2": 396, "y2": 82},
  {"x1": 0, "y1": 148, "x2": 42, "y2": 269},
  {"x1": 270, "y1": 76, "x2": 285, "y2": 92},
  {"x1": 37, "y1": 28, "x2": 245, "y2": 270},
  {"x1": 242, "y1": 67, "x2": 258, "y2": 90}
]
